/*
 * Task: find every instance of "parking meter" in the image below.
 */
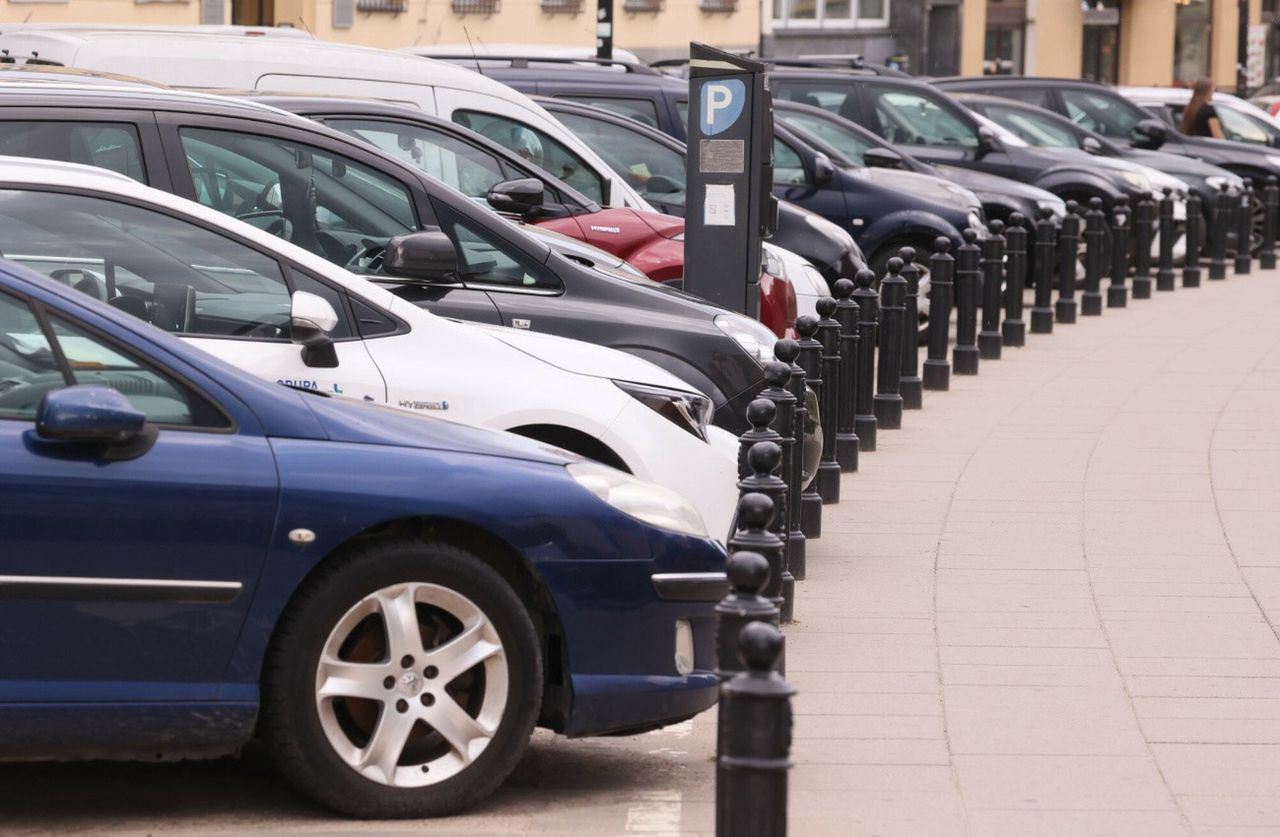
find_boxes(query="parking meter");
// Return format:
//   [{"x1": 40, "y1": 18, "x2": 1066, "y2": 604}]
[{"x1": 684, "y1": 42, "x2": 778, "y2": 318}]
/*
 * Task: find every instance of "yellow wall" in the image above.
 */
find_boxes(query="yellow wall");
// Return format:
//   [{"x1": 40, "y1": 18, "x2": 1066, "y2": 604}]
[
  {"x1": 959, "y1": 0, "x2": 985, "y2": 77},
  {"x1": 1117, "y1": 0, "x2": 1175, "y2": 85},
  {"x1": 0, "y1": 1, "x2": 210, "y2": 25},
  {"x1": 1026, "y1": 0, "x2": 1081, "y2": 78}
]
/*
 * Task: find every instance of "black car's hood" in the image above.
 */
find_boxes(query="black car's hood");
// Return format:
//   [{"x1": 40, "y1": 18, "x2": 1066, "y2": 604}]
[
  {"x1": 1124, "y1": 148, "x2": 1236, "y2": 181},
  {"x1": 854, "y1": 166, "x2": 980, "y2": 213},
  {"x1": 932, "y1": 164, "x2": 1061, "y2": 205}
]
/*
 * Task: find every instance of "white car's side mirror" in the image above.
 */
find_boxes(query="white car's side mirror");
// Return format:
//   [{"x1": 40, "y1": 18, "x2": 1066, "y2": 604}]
[{"x1": 290, "y1": 291, "x2": 339, "y2": 368}]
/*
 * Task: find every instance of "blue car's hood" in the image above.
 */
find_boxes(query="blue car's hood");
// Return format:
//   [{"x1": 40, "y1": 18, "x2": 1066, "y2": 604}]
[{"x1": 295, "y1": 390, "x2": 577, "y2": 466}]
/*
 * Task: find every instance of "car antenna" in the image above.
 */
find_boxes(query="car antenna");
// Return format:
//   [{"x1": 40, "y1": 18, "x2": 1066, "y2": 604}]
[
  {"x1": 463, "y1": 26, "x2": 481, "y2": 75},
  {"x1": 295, "y1": 13, "x2": 313, "y2": 36}
]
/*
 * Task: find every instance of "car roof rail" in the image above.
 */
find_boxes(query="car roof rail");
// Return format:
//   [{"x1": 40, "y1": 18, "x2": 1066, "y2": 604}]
[
  {"x1": 764, "y1": 56, "x2": 909, "y2": 77},
  {"x1": 428, "y1": 54, "x2": 660, "y2": 75}
]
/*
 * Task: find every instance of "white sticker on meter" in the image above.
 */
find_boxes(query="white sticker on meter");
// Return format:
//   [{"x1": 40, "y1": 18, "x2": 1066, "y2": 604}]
[{"x1": 704, "y1": 183, "x2": 735, "y2": 226}]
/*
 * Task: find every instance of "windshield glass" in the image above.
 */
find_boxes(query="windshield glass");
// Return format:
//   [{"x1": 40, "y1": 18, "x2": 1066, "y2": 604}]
[
  {"x1": 1061, "y1": 88, "x2": 1149, "y2": 141},
  {"x1": 981, "y1": 103, "x2": 1079, "y2": 148},
  {"x1": 777, "y1": 110, "x2": 874, "y2": 165},
  {"x1": 554, "y1": 110, "x2": 687, "y2": 208},
  {"x1": 1214, "y1": 104, "x2": 1280, "y2": 144}
]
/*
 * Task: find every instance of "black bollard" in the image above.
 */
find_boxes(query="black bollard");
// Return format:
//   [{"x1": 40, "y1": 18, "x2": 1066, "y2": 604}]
[
  {"x1": 737, "y1": 398, "x2": 780, "y2": 480},
  {"x1": 1132, "y1": 192, "x2": 1154, "y2": 298},
  {"x1": 852, "y1": 269, "x2": 879, "y2": 451},
  {"x1": 832, "y1": 279, "x2": 860, "y2": 472},
  {"x1": 738, "y1": 441, "x2": 794, "y2": 619},
  {"x1": 978, "y1": 219, "x2": 1005, "y2": 359},
  {"x1": 714, "y1": 550, "x2": 779, "y2": 682},
  {"x1": 728, "y1": 492, "x2": 791, "y2": 624},
  {"x1": 1210, "y1": 184, "x2": 1230, "y2": 280},
  {"x1": 814, "y1": 298, "x2": 842, "y2": 505},
  {"x1": 715, "y1": 621, "x2": 793, "y2": 837},
  {"x1": 1236, "y1": 180, "x2": 1254, "y2": 275},
  {"x1": 923, "y1": 236, "x2": 954, "y2": 390},
  {"x1": 1056, "y1": 200, "x2": 1080, "y2": 323},
  {"x1": 1082, "y1": 197, "x2": 1106, "y2": 315},
  {"x1": 1255, "y1": 176, "x2": 1273, "y2": 266},
  {"x1": 953, "y1": 228, "x2": 981, "y2": 374},
  {"x1": 756, "y1": 361, "x2": 797, "y2": 576},
  {"x1": 773, "y1": 340, "x2": 808, "y2": 582},
  {"x1": 1109, "y1": 197, "x2": 1130, "y2": 307},
  {"x1": 1183, "y1": 192, "x2": 1202, "y2": 288},
  {"x1": 898, "y1": 247, "x2": 924, "y2": 410},
  {"x1": 874, "y1": 257, "x2": 906, "y2": 429},
  {"x1": 1030, "y1": 208, "x2": 1057, "y2": 333},
  {"x1": 1156, "y1": 188, "x2": 1177, "y2": 291},
  {"x1": 794, "y1": 317, "x2": 824, "y2": 540},
  {"x1": 1002, "y1": 213, "x2": 1028, "y2": 347}
]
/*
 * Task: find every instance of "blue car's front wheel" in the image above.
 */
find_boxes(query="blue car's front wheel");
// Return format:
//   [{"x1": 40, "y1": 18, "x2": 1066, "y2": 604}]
[{"x1": 261, "y1": 539, "x2": 542, "y2": 818}]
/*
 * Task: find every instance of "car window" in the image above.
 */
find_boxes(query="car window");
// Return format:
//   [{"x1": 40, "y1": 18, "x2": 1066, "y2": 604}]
[
  {"x1": 983, "y1": 104, "x2": 1078, "y2": 148},
  {"x1": 327, "y1": 118, "x2": 508, "y2": 200},
  {"x1": 774, "y1": 138, "x2": 809, "y2": 185},
  {"x1": 1060, "y1": 88, "x2": 1145, "y2": 141},
  {"x1": 0, "y1": 188, "x2": 331, "y2": 342},
  {"x1": 555, "y1": 110, "x2": 687, "y2": 207},
  {"x1": 775, "y1": 82, "x2": 861, "y2": 122},
  {"x1": 777, "y1": 110, "x2": 874, "y2": 164},
  {"x1": 453, "y1": 110, "x2": 604, "y2": 203},
  {"x1": 0, "y1": 291, "x2": 224, "y2": 427},
  {"x1": 1170, "y1": 103, "x2": 1278, "y2": 145},
  {"x1": 0, "y1": 121, "x2": 146, "y2": 182},
  {"x1": 677, "y1": 100, "x2": 689, "y2": 134},
  {"x1": 178, "y1": 128, "x2": 417, "y2": 275},
  {"x1": 986, "y1": 86, "x2": 1053, "y2": 109},
  {"x1": 556, "y1": 95, "x2": 661, "y2": 128},
  {"x1": 863, "y1": 86, "x2": 979, "y2": 148},
  {"x1": 431, "y1": 203, "x2": 559, "y2": 291}
]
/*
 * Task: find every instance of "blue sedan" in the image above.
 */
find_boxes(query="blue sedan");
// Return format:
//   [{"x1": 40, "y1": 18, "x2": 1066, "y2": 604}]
[{"x1": 0, "y1": 260, "x2": 726, "y2": 818}]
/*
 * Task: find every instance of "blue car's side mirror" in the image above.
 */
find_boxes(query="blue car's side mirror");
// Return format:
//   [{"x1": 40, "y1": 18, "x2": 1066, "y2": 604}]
[{"x1": 35, "y1": 386, "x2": 156, "y2": 460}]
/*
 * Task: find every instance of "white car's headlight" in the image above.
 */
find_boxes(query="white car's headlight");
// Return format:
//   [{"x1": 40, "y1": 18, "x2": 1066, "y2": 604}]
[
  {"x1": 1121, "y1": 171, "x2": 1153, "y2": 192},
  {"x1": 714, "y1": 311, "x2": 777, "y2": 366},
  {"x1": 1036, "y1": 197, "x2": 1067, "y2": 218},
  {"x1": 568, "y1": 462, "x2": 708, "y2": 537},
  {"x1": 1267, "y1": 155, "x2": 1280, "y2": 169},
  {"x1": 1206, "y1": 174, "x2": 1245, "y2": 192},
  {"x1": 615, "y1": 380, "x2": 713, "y2": 442},
  {"x1": 966, "y1": 211, "x2": 987, "y2": 234}
]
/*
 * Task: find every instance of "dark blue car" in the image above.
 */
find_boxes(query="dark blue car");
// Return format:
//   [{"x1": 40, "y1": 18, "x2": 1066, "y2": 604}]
[{"x1": 0, "y1": 260, "x2": 726, "y2": 818}]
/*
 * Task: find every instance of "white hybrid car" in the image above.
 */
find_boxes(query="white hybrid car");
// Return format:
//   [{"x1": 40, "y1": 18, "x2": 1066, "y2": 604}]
[{"x1": 0, "y1": 157, "x2": 739, "y2": 537}]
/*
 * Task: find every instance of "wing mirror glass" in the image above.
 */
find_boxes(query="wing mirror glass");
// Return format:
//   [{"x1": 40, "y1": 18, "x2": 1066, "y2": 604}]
[
  {"x1": 812, "y1": 152, "x2": 836, "y2": 186},
  {"x1": 382, "y1": 228, "x2": 459, "y2": 283},
  {"x1": 863, "y1": 147, "x2": 905, "y2": 169},
  {"x1": 977, "y1": 126, "x2": 1002, "y2": 156},
  {"x1": 487, "y1": 177, "x2": 546, "y2": 217},
  {"x1": 1081, "y1": 135, "x2": 1103, "y2": 155},
  {"x1": 1132, "y1": 118, "x2": 1168, "y2": 150},
  {"x1": 35, "y1": 385, "x2": 157, "y2": 460},
  {"x1": 291, "y1": 290, "x2": 339, "y2": 369}
]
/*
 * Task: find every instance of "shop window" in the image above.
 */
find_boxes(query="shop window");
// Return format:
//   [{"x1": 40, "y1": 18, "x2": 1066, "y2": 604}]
[{"x1": 1174, "y1": 0, "x2": 1212, "y2": 84}]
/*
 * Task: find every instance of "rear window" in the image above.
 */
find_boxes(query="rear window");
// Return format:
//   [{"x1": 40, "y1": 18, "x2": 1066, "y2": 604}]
[
  {"x1": 0, "y1": 121, "x2": 145, "y2": 182},
  {"x1": 452, "y1": 110, "x2": 604, "y2": 203}
]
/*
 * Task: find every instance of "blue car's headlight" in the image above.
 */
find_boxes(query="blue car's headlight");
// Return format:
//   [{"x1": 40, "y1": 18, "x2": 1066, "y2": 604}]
[{"x1": 567, "y1": 462, "x2": 708, "y2": 537}]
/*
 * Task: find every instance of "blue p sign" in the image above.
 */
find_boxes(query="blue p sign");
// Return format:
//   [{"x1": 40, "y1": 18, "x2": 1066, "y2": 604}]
[{"x1": 700, "y1": 79, "x2": 745, "y2": 136}]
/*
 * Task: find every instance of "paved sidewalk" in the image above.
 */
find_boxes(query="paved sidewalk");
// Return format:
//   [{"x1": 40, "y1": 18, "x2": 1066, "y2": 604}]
[{"x1": 6, "y1": 270, "x2": 1280, "y2": 836}]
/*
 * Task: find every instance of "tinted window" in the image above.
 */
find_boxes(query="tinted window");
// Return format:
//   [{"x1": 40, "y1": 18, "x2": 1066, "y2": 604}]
[
  {"x1": 1171, "y1": 103, "x2": 1280, "y2": 145},
  {"x1": 179, "y1": 128, "x2": 417, "y2": 275},
  {"x1": 986, "y1": 86, "x2": 1053, "y2": 109},
  {"x1": 777, "y1": 110, "x2": 875, "y2": 164},
  {"x1": 0, "y1": 121, "x2": 145, "y2": 182},
  {"x1": 557, "y1": 95, "x2": 661, "y2": 128},
  {"x1": 775, "y1": 82, "x2": 860, "y2": 121},
  {"x1": 0, "y1": 189, "x2": 301, "y2": 341},
  {"x1": 432, "y1": 204, "x2": 559, "y2": 291},
  {"x1": 983, "y1": 104, "x2": 1078, "y2": 148},
  {"x1": 863, "y1": 86, "x2": 978, "y2": 148},
  {"x1": 453, "y1": 111, "x2": 604, "y2": 203},
  {"x1": 1060, "y1": 89, "x2": 1145, "y2": 141},
  {"x1": 774, "y1": 138, "x2": 809, "y2": 185},
  {"x1": 0, "y1": 292, "x2": 63, "y2": 420},
  {"x1": 328, "y1": 118, "x2": 508, "y2": 199},
  {"x1": 555, "y1": 110, "x2": 687, "y2": 207}
]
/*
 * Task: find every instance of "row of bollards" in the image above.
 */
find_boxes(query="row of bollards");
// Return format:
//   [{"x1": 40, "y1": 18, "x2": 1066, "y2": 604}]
[{"x1": 715, "y1": 174, "x2": 1280, "y2": 837}]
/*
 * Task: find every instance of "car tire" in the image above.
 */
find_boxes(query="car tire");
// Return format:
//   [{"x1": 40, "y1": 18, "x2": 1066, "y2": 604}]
[{"x1": 261, "y1": 538, "x2": 542, "y2": 819}]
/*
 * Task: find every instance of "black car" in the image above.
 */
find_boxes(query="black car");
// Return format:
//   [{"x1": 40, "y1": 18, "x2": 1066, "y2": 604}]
[
  {"x1": 0, "y1": 82, "x2": 771, "y2": 435},
  {"x1": 951, "y1": 92, "x2": 1243, "y2": 213},
  {"x1": 531, "y1": 96, "x2": 868, "y2": 286},
  {"x1": 764, "y1": 66, "x2": 1162, "y2": 214}
]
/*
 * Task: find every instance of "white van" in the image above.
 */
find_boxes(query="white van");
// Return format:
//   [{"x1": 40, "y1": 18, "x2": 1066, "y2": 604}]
[{"x1": 0, "y1": 26, "x2": 645, "y2": 211}]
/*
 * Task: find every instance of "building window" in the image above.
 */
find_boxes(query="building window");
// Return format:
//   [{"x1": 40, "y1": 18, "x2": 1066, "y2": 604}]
[
  {"x1": 699, "y1": 0, "x2": 737, "y2": 12},
  {"x1": 1081, "y1": 0, "x2": 1120, "y2": 84},
  {"x1": 623, "y1": 0, "x2": 663, "y2": 11},
  {"x1": 357, "y1": 0, "x2": 408, "y2": 10},
  {"x1": 984, "y1": 0, "x2": 1024, "y2": 75},
  {"x1": 772, "y1": 0, "x2": 888, "y2": 28},
  {"x1": 1174, "y1": 0, "x2": 1212, "y2": 84},
  {"x1": 452, "y1": 0, "x2": 500, "y2": 13},
  {"x1": 540, "y1": 0, "x2": 583, "y2": 12}
]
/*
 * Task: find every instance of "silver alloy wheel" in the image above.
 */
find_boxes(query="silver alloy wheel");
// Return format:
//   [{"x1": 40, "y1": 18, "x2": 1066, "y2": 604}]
[{"x1": 314, "y1": 581, "x2": 509, "y2": 788}]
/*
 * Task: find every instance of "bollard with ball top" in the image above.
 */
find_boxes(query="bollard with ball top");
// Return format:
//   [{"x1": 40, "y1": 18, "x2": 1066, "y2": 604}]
[
  {"x1": 1156, "y1": 188, "x2": 1177, "y2": 292},
  {"x1": 1056, "y1": 200, "x2": 1080, "y2": 322},
  {"x1": 874, "y1": 256, "x2": 906, "y2": 429},
  {"x1": 1132, "y1": 192, "x2": 1154, "y2": 298},
  {"x1": 923, "y1": 236, "x2": 954, "y2": 390},
  {"x1": 773, "y1": 340, "x2": 808, "y2": 581},
  {"x1": 1209, "y1": 183, "x2": 1230, "y2": 280},
  {"x1": 832, "y1": 278, "x2": 860, "y2": 471},
  {"x1": 737, "y1": 398, "x2": 780, "y2": 480},
  {"x1": 1236, "y1": 180, "x2": 1254, "y2": 275},
  {"x1": 953, "y1": 228, "x2": 981, "y2": 374},
  {"x1": 814, "y1": 298, "x2": 843, "y2": 504},
  {"x1": 1183, "y1": 192, "x2": 1202, "y2": 288},
  {"x1": 756, "y1": 361, "x2": 797, "y2": 560},
  {"x1": 898, "y1": 247, "x2": 924, "y2": 409},
  {"x1": 738, "y1": 441, "x2": 794, "y2": 615},
  {"x1": 978, "y1": 219, "x2": 1005, "y2": 359},
  {"x1": 728, "y1": 491, "x2": 791, "y2": 624},
  {"x1": 1082, "y1": 197, "x2": 1106, "y2": 315},
  {"x1": 715, "y1": 620, "x2": 794, "y2": 837},
  {"x1": 1030, "y1": 207, "x2": 1057, "y2": 333},
  {"x1": 794, "y1": 316, "x2": 825, "y2": 535},
  {"x1": 852, "y1": 269, "x2": 879, "y2": 451},
  {"x1": 1002, "y1": 213, "x2": 1028, "y2": 346},
  {"x1": 714, "y1": 550, "x2": 779, "y2": 682},
  {"x1": 1261, "y1": 175, "x2": 1278, "y2": 269},
  {"x1": 1109, "y1": 197, "x2": 1130, "y2": 307}
]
